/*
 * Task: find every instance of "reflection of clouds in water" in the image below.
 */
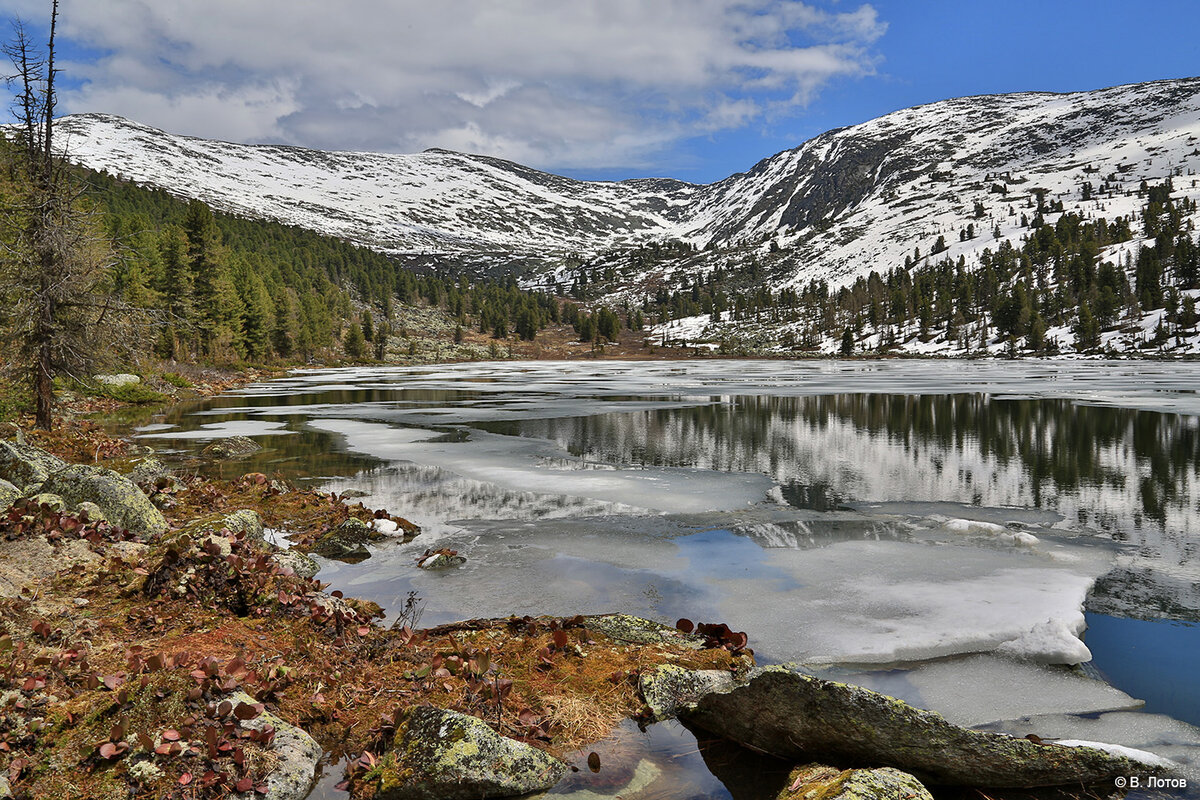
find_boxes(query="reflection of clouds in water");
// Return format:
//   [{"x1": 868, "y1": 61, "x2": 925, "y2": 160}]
[
  {"x1": 135, "y1": 419, "x2": 295, "y2": 440},
  {"x1": 308, "y1": 417, "x2": 773, "y2": 514}
]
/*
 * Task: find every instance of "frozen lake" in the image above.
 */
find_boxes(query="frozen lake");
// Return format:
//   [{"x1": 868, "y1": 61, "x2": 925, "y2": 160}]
[{"x1": 136, "y1": 359, "x2": 1200, "y2": 798}]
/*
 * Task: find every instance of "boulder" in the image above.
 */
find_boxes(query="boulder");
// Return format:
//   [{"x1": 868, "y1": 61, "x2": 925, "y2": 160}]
[
  {"x1": 369, "y1": 706, "x2": 566, "y2": 799},
  {"x1": 94, "y1": 373, "x2": 140, "y2": 387},
  {"x1": 273, "y1": 549, "x2": 320, "y2": 580},
  {"x1": 777, "y1": 764, "x2": 933, "y2": 800},
  {"x1": 642, "y1": 665, "x2": 1168, "y2": 788},
  {"x1": 201, "y1": 436, "x2": 261, "y2": 459},
  {"x1": 0, "y1": 479, "x2": 19, "y2": 511},
  {"x1": 41, "y1": 464, "x2": 167, "y2": 539},
  {"x1": 0, "y1": 440, "x2": 66, "y2": 493},
  {"x1": 228, "y1": 691, "x2": 321, "y2": 800},
  {"x1": 310, "y1": 518, "x2": 371, "y2": 561}
]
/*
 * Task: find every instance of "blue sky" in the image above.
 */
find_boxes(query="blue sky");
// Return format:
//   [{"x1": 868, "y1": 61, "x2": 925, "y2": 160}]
[
  {"x1": 672, "y1": 0, "x2": 1200, "y2": 183},
  {"x1": 6, "y1": 1, "x2": 1200, "y2": 183}
]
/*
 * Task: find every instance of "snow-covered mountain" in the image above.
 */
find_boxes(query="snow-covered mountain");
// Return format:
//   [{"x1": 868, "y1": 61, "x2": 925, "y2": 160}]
[{"x1": 53, "y1": 77, "x2": 1200, "y2": 289}]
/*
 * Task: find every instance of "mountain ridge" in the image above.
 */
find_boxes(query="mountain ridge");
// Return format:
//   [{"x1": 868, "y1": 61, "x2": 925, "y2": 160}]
[{"x1": 48, "y1": 76, "x2": 1200, "y2": 292}]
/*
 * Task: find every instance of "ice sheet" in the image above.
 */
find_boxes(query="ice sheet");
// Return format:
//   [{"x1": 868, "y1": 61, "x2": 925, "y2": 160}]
[{"x1": 308, "y1": 418, "x2": 775, "y2": 514}]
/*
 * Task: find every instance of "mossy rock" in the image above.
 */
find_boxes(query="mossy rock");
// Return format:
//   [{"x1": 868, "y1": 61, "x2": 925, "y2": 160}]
[
  {"x1": 655, "y1": 665, "x2": 1169, "y2": 789},
  {"x1": 778, "y1": 764, "x2": 933, "y2": 800},
  {"x1": 41, "y1": 464, "x2": 167, "y2": 539},
  {"x1": 371, "y1": 707, "x2": 566, "y2": 799},
  {"x1": 310, "y1": 518, "x2": 371, "y2": 561},
  {"x1": 0, "y1": 440, "x2": 65, "y2": 492},
  {"x1": 201, "y1": 436, "x2": 262, "y2": 459},
  {"x1": 25, "y1": 492, "x2": 66, "y2": 512}
]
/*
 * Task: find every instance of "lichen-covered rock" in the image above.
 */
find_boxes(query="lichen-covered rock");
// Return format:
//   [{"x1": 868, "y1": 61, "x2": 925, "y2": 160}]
[
  {"x1": 41, "y1": 464, "x2": 167, "y2": 539},
  {"x1": 0, "y1": 440, "x2": 65, "y2": 492},
  {"x1": 778, "y1": 764, "x2": 933, "y2": 800},
  {"x1": 180, "y1": 509, "x2": 266, "y2": 544},
  {"x1": 201, "y1": 436, "x2": 261, "y2": 459},
  {"x1": 228, "y1": 691, "x2": 321, "y2": 800},
  {"x1": 639, "y1": 664, "x2": 736, "y2": 721},
  {"x1": 657, "y1": 665, "x2": 1167, "y2": 788},
  {"x1": 585, "y1": 614, "x2": 705, "y2": 649},
  {"x1": 310, "y1": 518, "x2": 371, "y2": 561},
  {"x1": 25, "y1": 492, "x2": 66, "y2": 512},
  {"x1": 0, "y1": 479, "x2": 19, "y2": 511},
  {"x1": 0, "y1": 772, "x2": 11, "y2": 798},
  {"x1": 273, "y1": 549, "x2": 320, "y2": 579},
  {"x1": 125, "y1": 456, "x2": 171, "y2": 487},
  {"x1": 75, "y1": 501, "x2": 107, "y2": 522},
  {"x1": 372, "y1": 706, "x2": 566, "y2": 799}
]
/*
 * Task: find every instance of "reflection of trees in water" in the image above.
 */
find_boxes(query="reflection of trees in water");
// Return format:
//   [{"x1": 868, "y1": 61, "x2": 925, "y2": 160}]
[{"x1": 519, "y1": 394, "x2": 1200, "y2": 536}]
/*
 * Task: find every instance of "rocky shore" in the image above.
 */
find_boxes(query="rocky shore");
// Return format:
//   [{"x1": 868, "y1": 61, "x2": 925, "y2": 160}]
[{"x1": 0, "y1": 428, "x2": 1180, "y2": 800}]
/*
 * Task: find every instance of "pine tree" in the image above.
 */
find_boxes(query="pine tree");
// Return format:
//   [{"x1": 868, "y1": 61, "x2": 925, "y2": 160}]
[{"x1": 343, "y1": 321, "x2": 366, "y2": 359}]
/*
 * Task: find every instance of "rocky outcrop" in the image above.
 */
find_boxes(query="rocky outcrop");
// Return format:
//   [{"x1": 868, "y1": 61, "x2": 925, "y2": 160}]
[
  {"x1": 201, "y1": 436, "x2": 261, "y2": 459},
  {"x1": 0, "y1": 440, "x2": 66, "y2": 492},
  {"x1": 641, "y1": 665, "x2": 1168, "y2": 789},
  {"x1": 310, "y1": 518, "x2": 371, "y2": 561},
  {"x1": 228, "y1": 691, "x2": 321, "y2": 800},
  {"x1": 41, "y1": 464, "x2": 167, "y2": 539},
  {"x1": 370, "y1": 707, "x2": 566, "y2": 800},
  {"x1": 777, "y1": 764, "x2": 933, "y2": 800}
]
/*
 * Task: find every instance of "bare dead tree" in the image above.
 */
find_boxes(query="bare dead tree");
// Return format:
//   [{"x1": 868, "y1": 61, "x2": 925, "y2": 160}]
[{"x1": 1, "y1": 1, "x2": 150, "y2": 429}]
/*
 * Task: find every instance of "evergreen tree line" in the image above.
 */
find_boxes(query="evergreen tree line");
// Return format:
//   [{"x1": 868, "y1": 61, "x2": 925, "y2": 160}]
[{"x1": 84, "y1": 169, "x2": 567, "y2": 362}]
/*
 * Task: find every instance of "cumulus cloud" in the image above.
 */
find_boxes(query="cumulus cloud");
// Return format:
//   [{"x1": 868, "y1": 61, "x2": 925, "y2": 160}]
[{"x1": 17, "y1": 0, "x2": 886, "y2": 171}]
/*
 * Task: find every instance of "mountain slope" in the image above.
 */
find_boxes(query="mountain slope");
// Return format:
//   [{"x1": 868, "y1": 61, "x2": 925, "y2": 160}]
[{"x1": 53, "y1": 77, "x2": 1200, "y2": 289}]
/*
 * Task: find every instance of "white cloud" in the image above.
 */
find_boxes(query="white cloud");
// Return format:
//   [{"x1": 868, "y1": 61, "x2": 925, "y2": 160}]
[{"x1": 20, "y1": 0, "x2": 886, "y2": 171}]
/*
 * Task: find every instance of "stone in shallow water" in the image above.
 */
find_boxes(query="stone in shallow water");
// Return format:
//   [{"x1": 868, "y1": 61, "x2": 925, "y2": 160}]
[
  {"x1": 311, "y1": 518, "x2": 372, "y2": 561},
  {"x1": 201, "y1": 436, "x2": 261, "y2": 459},
  {"x1": 643, "y1": 665, "x2": 1167, "y2": 788}
]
